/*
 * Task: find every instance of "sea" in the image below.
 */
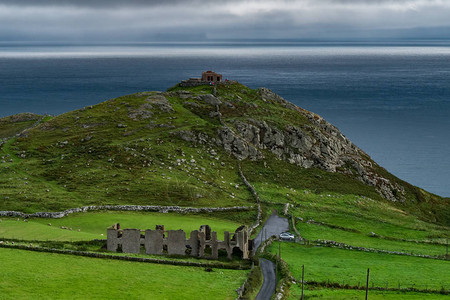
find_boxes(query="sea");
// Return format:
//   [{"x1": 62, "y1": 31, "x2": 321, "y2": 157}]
[{"x1": 0, "y1": 41, "x2": 449, "y2": 197}]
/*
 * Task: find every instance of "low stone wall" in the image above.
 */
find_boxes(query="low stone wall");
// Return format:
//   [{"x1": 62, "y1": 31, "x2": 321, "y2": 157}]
[
  {"x1": 0, "y1": 205, "x2": 252, "y2": 219},
  {"x1": 0, "y1": 243, "x2": 251, "y2": 270},
  {"x1": 238, "y1": 164, "x2": 262, "y2": 234},
  {"x1": 313, "y1": 239, "x2": 448, "y2": 260}
]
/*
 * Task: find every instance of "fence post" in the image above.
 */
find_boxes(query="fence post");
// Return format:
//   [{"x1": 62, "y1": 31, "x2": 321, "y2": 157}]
[
  {"x1": 275, "y1": 255, "x2": 278, "y2": 287},
  {"x1": 301, "y1": 264, "x2": 304, "y2": 300},
  {"x1": 365, "y1": 268, "x2": 370, "y2": 300},
  {"x1": 279, "y1": 240, "x2": 281, "y2": 260},
  {"x1": 446, "y1": 238, "x2": 448, "y2": 256}
]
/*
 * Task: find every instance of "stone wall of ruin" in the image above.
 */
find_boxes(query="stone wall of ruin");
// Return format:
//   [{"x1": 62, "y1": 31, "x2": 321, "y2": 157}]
[{"x1": 107, "y1": 224, "x2": 251, "y2": 260}]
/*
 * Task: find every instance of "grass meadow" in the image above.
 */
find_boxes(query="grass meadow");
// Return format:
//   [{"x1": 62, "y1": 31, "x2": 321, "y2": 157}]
[
  {"x1": 0, "y1": 248, "x2": 248, "y2": 299},
  {"x1": 0, "y1": 211, "x2": 242, "y2": 241},
  {"x1": 287, "y1": 286, "x2": 449, "y2": 300},
  {"x1": 269, "y1": 243, "x2": 450, "y2": 291}
]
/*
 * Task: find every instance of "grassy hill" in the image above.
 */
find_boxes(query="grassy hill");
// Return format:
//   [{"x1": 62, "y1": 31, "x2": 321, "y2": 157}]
[
  {"x1": 1, "y1": 81, "x2": 449, "y2": 299},
  {"x1": 0, "y1": 81, "x2": 448, "y2": 224}
]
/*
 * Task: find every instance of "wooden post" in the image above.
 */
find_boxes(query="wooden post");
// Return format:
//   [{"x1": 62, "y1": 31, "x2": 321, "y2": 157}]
[
  {"x1": 365, "y1": 268, "x2": 370, "y2": 300},
  {"x1": 275, "y1": 257, "x2": 278, "y2": 286},
  {"x1": 279, "y1": 240, "x2": 281, "y2": 260},
  {"x1": 260, "y1": 228, "x2": 263, "y2": 246},
  {"x1": 301, "y1": 264, "x2": 304, "y2": 300}
]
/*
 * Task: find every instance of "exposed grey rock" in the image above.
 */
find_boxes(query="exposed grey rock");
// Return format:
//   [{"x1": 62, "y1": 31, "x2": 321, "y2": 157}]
[
  {"x1": 199, "y1": 94, "x2": 221, "y2": 106},
  {"x1": 145, "y1": 94, "x2": 174, "y2": 113},
  {"x1": 183, "y1": 101, "x2": 200, "y2": 108},
  {"x1": 128, "y1": 103, "x2": 154, "y2": 120}
]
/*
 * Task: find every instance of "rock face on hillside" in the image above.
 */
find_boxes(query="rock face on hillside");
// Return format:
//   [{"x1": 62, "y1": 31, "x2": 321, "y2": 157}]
[{"x1": 175, "y1": 86, "x2": 405, "y2": 202}]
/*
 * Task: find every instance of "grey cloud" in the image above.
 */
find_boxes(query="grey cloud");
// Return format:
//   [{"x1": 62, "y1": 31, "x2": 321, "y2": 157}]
[{"x1": 1, "y1": 0, "x2": 450, "y2": 41}]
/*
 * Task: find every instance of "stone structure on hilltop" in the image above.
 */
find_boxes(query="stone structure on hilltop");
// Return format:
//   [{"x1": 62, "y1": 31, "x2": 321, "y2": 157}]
[
  {"x1": 180, "y1": 70, "x2": 223, "y2": 87},
  {"x1": 107, "y1": 223, "x2": 252, "y2": 260}
]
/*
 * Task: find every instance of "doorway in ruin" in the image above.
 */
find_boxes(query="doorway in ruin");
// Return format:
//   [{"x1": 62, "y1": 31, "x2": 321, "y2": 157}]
[{"x1": 232, "y1": 247, "x2": 243, "y2": 259}]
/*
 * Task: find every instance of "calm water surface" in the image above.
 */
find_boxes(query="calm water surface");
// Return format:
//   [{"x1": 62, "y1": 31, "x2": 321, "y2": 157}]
[{"x1": 0, "y1": 42, "x2": 449, "y2": 197}]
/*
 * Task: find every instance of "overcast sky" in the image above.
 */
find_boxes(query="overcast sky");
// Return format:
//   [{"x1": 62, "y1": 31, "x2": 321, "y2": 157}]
[{"x1": 1, "y1": 0, "x2": 450, "y2": 41}]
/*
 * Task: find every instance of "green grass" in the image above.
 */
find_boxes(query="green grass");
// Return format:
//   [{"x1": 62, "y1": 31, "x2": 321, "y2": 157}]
[
  {"x1": 0, "y1": 82, "x2": 448, "y2": 229},
  {"x1": 288, "y1": 286, "x2": 449, "y2": 299},
  {"x1": 0, "y1": 90, "x2": 255, "y2": 212},
  {"x1": 297, "y1": 222, "x2": 448, "y2": 257},
  {"x1": 250, "y1": 179, "x2": 448, "y2": 255},
  {"x1": 269, "y1": 243, "x2": 450, "y2": 291},
  {"x1": 0, "y1": 248, "x2": 248, "y2": 299},
  {"x1": 0, "y1": 113, "x2": 42, "y2": 138},
  {"x1": 0, "y1": 211, "x2": 243, "y2": 241}
]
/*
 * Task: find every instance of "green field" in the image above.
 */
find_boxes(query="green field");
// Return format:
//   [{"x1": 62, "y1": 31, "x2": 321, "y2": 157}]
[
  {"x1": 0, "y1": 211, "x2": 242, "y2": 241},
  {"x1": 0, "y1": 248, "x2": 247, "y2": 299},
  {"x1": 296, "y1": 222, "x2": 447, "y2": 256},
  {"x1": 249, "y1": 182, "x2": 448, "y2": 256},
  {"x1": 288, "y1": 286, "x2": 449, "y2": 300},
  {"x1": 269, "y1": 243, "x2": 450, "y2": 291}
]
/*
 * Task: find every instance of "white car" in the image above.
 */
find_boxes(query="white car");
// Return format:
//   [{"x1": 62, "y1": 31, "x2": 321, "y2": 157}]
[{"x1": 280, "y1": 232, "x2": 295, "y2": 241}]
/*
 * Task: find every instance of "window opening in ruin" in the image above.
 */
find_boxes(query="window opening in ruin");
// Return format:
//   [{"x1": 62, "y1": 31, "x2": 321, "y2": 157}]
[
  {"x1": 185, "y1": 245, "x2": 192, "y2": 255},
  {"x1": 218, "y1": 249, "x2": 228, "y2": 258},
  {"x1": 217, "y1": 76, "x2": 220, "y2": 81},
  {"x1": 204, "y1": 245, "x2": 212, "y2": 257},
  {"x1": 163, "y1": 244, "x2": 168, "y2": 254},
  {"x1": 117, "y1": 244, "x2": 123, "y2": 253}
]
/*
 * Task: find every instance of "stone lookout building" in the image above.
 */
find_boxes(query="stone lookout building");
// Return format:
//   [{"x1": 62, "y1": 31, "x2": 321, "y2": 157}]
[
  {"x1": 180, "y1": 71, "x2": 223, "y2": 87},
  {"x1": 107, "y1": 223, "x2": 252, "y2": 260}
]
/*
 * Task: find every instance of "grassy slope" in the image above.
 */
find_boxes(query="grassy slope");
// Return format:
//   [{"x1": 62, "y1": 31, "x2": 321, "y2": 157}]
[
  {"x1": 0, "y1": 211, "x2": 242, "y2": 241},
  {"x1": 0, "y1": 90, "x2": 254, "y2": 212},
  {"x1": 288, "y1": 287, "x2": 449, "y2": 300},
  {"x1": 0, "y1": 248, "x2": 247, "y2": 299},
  {"x1": 269, "y1": 243, "x2": 450, "y2": 290},
  {"x1": 0, "y1": 113, "x2": 43, "y2": 138},
  {"x1": 0, "y1": 82, "x2": 448, "y2": 225},
  {"x1": 1, "y1": 83, "x2": 449, "y2": 299}
]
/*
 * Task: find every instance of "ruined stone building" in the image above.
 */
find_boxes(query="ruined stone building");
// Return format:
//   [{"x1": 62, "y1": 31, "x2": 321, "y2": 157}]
[
  {"x1": 180, "y1": 71, "x2": 223, "y2": 86},
  {"x1": 201, "y1": 70, "x2": 222, "y2": 82},
  {"x1": 107, "y1": 224, "x2": 252, "y2": 260}
]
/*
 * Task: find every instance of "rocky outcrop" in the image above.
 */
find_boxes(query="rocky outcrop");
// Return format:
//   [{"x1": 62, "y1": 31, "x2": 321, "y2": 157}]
[
  {"x1": 145, "y1": 94, "x2": 174, "y2": 113},
  {"x1": 214, "y1": 89, "x2": 406, "y2": 202},
  {"x1": 167, "y1": 88, "x2": 405, "y2": 202}
]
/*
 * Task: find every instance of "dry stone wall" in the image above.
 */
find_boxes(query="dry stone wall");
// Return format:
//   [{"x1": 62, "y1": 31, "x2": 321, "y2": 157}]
[{"x1": 0, "y1": 205, "x2": 251, "y2": 219}]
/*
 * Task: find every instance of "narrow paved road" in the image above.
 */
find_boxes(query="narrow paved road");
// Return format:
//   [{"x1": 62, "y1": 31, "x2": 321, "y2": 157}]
[
  {"x1": 254, "y1": 212, "x2": 289, "y2": 300},
  {"x1": 254, "y1": 212, "x2": 290, "y2": 251},
  {"x1": 255, "y1": 259, "x2": 276, "y2": 300}
]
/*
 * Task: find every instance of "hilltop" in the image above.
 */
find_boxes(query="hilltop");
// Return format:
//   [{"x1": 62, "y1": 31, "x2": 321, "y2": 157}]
[{"x1": 0, "y1": 81, "x2": 449, "y2": 226}]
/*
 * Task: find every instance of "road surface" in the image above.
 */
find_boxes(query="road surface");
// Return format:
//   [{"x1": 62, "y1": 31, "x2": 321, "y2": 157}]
[
  {"x1": 255, "y1": 258, "x2": 276, "y2": 300},
  {"x1": 254, "y1": 212, "x2": 290, "y2": 251},
  {"x1": 254, "y1": 212, "x2": 289, "y2": 300}
]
